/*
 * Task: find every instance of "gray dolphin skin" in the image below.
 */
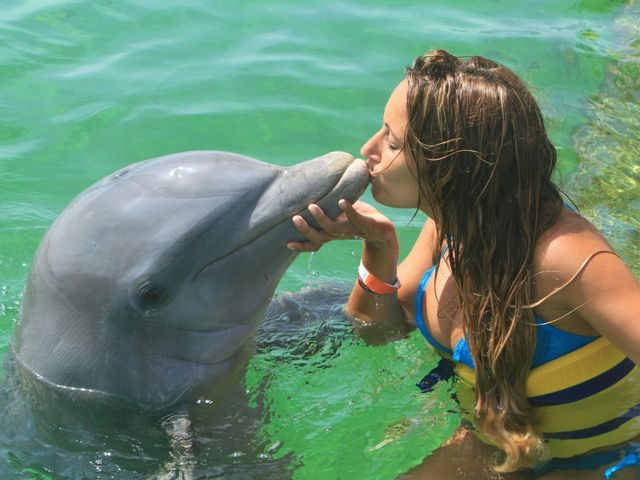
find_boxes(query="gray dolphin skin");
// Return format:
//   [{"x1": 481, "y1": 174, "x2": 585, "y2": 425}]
[{"x1": 14, "y1": 150, "x2": 369, "y2": 412}]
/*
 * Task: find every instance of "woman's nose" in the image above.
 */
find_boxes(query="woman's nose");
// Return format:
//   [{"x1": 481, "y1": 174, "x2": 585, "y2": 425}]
[{"x1": 360, "y1": 131, "x2": 380, "y2": 163}]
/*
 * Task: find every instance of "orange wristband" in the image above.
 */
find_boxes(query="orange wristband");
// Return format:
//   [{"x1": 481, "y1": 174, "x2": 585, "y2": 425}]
[{"x1": 357, "y1": 261, "x2": 401, "y2": 295}]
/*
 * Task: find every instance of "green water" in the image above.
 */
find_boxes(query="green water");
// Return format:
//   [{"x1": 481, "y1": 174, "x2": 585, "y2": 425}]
[{"x1": 0, "y1": 0, "x2": 638, "y2": 478}]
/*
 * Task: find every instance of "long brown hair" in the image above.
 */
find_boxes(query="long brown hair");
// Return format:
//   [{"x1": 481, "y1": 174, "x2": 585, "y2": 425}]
[{"x1": 404, "y1": 49, "x2": 563, "y2": 471}]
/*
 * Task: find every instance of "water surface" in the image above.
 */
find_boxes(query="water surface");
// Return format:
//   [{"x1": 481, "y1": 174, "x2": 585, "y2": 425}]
[{"x1": 0, "y1": 0, "x2": 638, "y2": 478}]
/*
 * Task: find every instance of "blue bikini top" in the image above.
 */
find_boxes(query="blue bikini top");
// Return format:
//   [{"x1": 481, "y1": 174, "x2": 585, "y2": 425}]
[{"x1": 414, "y1": 258, "x2": 598, "y2": 369}]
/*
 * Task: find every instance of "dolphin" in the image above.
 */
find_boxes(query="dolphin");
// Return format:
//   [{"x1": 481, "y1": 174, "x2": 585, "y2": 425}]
[{"x1": 13, "y1": 150, "x2": 368, "y2": 413}]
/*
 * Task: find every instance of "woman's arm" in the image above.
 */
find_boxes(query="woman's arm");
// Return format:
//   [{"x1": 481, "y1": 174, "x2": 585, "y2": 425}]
[{"x1": 346, "y1": 216, "x2": 439, "y2": 342}]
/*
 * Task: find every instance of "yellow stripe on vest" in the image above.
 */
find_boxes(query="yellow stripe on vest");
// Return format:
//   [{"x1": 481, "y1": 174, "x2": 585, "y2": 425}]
[
  {"x1": 449, "y1": 339, "x2": 639, "y2": 458},
  {"x1": 526, "y1": 337, "x2": 626, "y2": 396},
  {"x1": 453, "y1": 338, "x2": 631, "y2": 404},
  {"x1": 535, "y1": 366, "x2": 640, "y2": 433}
]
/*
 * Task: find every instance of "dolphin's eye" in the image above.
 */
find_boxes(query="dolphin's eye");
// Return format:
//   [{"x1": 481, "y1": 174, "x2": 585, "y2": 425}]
[{"x1": 137, "y1": 282, "x2": 164, "y2": 308}]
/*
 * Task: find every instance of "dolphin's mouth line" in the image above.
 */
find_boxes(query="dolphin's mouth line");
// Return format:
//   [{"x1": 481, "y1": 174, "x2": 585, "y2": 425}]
[
  {"x1": 193, "y1": 159, "x2": 366, "y2": 280},
  {"x1": 158, "y1": 324, "x2": 253, "y2": 365},
  {"x1": 165, "y1": 352, "x2": 236, "y2": 366},
  {"x1": 192, "y1": 214, "x2": 292, "y2": 281},
  {"x1": 13, "y1": 349, "x2": 150, "y2": 409}
]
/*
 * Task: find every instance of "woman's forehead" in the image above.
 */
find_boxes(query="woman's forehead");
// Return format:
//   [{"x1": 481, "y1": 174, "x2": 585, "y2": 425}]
[{"x1": 384, "y1": 80, "x2": 409, "y2": 126}]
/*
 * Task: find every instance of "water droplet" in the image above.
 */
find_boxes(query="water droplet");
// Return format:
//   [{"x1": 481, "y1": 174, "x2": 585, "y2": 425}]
[
  {"x1": 112, "y1": 169, "x2": 129, "y2": 180},
  {"x1": 374, "y1": 294, "x2": 382, "y2": 309},
  {"x1": 306, "y1": 252, "x2": 315, "y2": 280},
  {"x1": 267, "y1": 440, "x2": 283, "y2": 454}
]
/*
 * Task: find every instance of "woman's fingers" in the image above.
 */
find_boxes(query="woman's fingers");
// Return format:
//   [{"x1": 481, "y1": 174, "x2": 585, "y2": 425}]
[
  {"x1": 307, "y1": 204, "x2": 340, "y2": 234},
  {"x1": 307, "y1": 204, "x2": 360, "y2": 240},
  {"x1": 340, "y1": 199, "x2": 381, "y2": 235},
  {"x1": 287, "y1": 200, "x2": 383, "y2": 252},
  {"x1": 293, "y1": 214, "x2": 328, "y2": 241},
  {"x1": 340, "y1": 199, "x2": 397, "y2": 246},
  {"x1": 287, "y1": 214, "x2": 332, "y2": 251},
  {"x1": 338, "y1": 199, "x2": 366, "y2": 228},
  {"x1": 286, "y1": 240, "x2": 322, "y2": 252}
]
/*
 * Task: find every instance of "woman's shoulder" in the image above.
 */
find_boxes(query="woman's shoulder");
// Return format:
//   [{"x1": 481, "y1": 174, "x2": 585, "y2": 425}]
[
  {"x1": 534, "y1": 206, "x2": 614, "y2": 274},
  {"x1": 530, "y1": 207, "x2": 615, "y2": 331},
  {"x1": 533, "y1": 206, "x2": 640, "y2": 363},
  {"x1": 531, "y1": 205, "x2": 640, "y2": 337}
]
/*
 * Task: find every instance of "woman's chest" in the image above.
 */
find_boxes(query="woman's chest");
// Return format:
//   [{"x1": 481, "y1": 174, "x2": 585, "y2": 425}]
[
  {"x1": 422, "y1": 260, "x2": 465, "y2": 350},
  {"x1": 420, "y1": 259, "x2": 600, "y2": 348}
]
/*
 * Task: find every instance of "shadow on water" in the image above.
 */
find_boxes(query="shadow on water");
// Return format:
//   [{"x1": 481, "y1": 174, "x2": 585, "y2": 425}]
[
  {"x1": 0, "y1": 286, "x2": 355, "y2": 479},
  {"x1": 563, "y1": 0, "x2": 640, "y2": 276},
  {"x1": 0, "y1": 353, "x2": 296, "y2": 479},
  {"x1": 245, "y1": 284, "x2": 458, "y2": 480}
]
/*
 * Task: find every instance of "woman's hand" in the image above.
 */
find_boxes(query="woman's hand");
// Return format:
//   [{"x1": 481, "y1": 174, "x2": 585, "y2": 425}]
[
  {"x1": 287, "y1": 199, "x2": 397, "y2": 253},
  {"x1": 288, "y1": 199, "x2": 412, "y2": 344}
]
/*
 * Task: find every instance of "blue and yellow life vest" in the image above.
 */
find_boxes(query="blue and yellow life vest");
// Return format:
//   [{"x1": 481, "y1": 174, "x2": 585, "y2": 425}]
[{"x1": 454, "y1": 337, "x2": 640, "y2": 458}]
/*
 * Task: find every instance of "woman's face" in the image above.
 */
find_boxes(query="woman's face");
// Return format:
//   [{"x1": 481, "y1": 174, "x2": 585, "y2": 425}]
[{"x1": 360, "y1": 80, "x2": 421, "y2": 209}]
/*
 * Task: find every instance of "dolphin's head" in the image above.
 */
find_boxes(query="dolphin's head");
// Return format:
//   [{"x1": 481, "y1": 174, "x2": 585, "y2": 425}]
[{"x1": 15, "y1": 151, "x2": 368, "y2": 411}]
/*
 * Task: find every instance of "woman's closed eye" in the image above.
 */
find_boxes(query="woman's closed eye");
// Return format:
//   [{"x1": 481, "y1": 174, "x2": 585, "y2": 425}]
[{"x1": 387, "y1": 134, "x2": 401, "y2": 151}]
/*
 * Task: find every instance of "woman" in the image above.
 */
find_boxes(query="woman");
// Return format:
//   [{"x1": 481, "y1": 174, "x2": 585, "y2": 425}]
[{"x1": 287, "y1": 50, "x2": 640, "y2": 479}]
